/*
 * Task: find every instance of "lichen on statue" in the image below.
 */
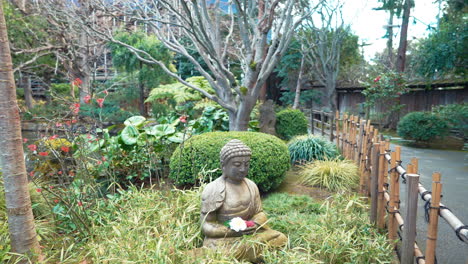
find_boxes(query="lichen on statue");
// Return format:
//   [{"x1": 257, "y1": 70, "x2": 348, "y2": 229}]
[{"x1": 200, "y1": 139, "x2": 287, "y2": 263}]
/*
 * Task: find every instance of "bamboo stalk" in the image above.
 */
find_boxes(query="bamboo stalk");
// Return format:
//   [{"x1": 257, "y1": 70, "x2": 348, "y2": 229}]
[
  {"x1": 377, "y1": 144, "x2": 387, "y2": 229},
  {"x1": 335, "y1": 111, "x2": 340, "y2": 147},
  {"x1": 401, "y1": 173, "x2": 420, "y2": 264},
  {"x1": 426, "y1": 172, "x2": 442, "y2": 264},
  {"x1": 370, "y1": 142, "x2": 380, "y2": 223},
  {"x1": 388, "y1": 151, "x2": 398, "y2": 244},
  {"x1": 342, "y1": 113, "x2": 348, "y2": 155}
]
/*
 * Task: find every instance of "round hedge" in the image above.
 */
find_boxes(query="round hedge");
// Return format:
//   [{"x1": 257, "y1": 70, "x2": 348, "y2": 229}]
[
  {"x1": 397, "y1": 111, "x2": 449, "y2": 142},
  {"x1": 169, "y1": 132, "x2": 290, "y2": 192},
  {"x1": 275, "y1": 109, "x2": 308, "y2": 140}
]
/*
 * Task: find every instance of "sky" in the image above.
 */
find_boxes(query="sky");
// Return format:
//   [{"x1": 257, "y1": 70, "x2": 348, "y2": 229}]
[{"x1": 342, "y1": 0, "x2": 442, "y2": 60}]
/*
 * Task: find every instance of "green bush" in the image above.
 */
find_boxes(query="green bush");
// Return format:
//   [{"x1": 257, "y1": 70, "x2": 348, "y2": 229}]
[
  {"x1": 432, "y1": 103, "x2": 468, "y2": 137},
  {"x1": 288, "y1": 135, "x2": 339, "y2": 164},
  {"x1": 275, "y1": 109, "x2": 308, "y2": 140},
  {"x1": 169, "y1": 132, "x2": 290, "y2": 192},
  {"x1": 397, "y1": 111, "x2": 450, "y2": 141},
  {"x1": 298, "y1": 159, "x2": 359, "y2": 191}
]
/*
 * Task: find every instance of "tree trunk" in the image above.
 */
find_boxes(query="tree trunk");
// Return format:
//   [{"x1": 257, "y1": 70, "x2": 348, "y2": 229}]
[
  {"x1": 387, "y1": 9, "x2": 395, "y2": 68},
  {"x1": 139, "y1": 80, "x2": 146, "y2": 116},
  {"x1": 23, "y1": 75, "x2": 34, "y2": 109},
  {"x1": 0, "y1": 2, "x2": 40, "y2": 260},
  {"x1": 229, "y1": 98, "x2": 256, "y2": 131},
  {"x1": 396, "y1": 0, "x2": 411, "y2": 72},
  {"x1": 292, "y1": 54, "x2": 305, "y2": 109}
]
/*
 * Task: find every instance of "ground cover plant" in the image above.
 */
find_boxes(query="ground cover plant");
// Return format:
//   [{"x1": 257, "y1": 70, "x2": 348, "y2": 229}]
[
  {"x1": 0, "y1": 183, "x2": 393, "y2": 263},
  {"x1": 288, "y1": 135, "x2": 340, "y2": 164},
  {"x1": 298, "y1": 159, "x2": 359, "y2": 192},
  {"x1": 170, "y1": 131, "x2": 290, "y2": 192}
]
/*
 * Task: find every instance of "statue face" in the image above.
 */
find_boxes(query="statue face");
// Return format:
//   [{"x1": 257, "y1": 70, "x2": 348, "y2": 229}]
[{"x1": 223, "y1": 156, "x2": 250, "y2": 182}]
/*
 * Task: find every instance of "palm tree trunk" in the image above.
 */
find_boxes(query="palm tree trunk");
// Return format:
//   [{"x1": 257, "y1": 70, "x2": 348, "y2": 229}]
[{"x1": 0, "y1": 2, "x2": 40, "y2": 259}]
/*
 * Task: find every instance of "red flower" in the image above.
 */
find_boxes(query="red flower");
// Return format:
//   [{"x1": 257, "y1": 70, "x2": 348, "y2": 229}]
[
  {"x1": 54, "y1": 199, "x2": 59, "y2": 204},
  {"x1": 23, "y1": 138, "x2": 28, "y2": 143},
  {"x1": 38, "y1": 152, "x2": 49, "y2": 156},
  {"x1": 55, "y1": 122, "x2": 62, "y2": 127},
  {"x1": 27, "y1": 144, "x2": 37, "y2": 151},
  {"x1": 179, "y1": 115, "x2": 187, "y2": 123},
  {"x1": 84, "y1": 95, "x2": 91, "y2": 104},
  {"x1": 29, "y1": 171, "x2": 35, "y2": 177},
  {"x1": 86, "y1": 134, "x2": 92, "y2": 139},
  {"x1": 49, "y1": 186, "x2": 54, "y2": 189},
  {"x1": 36, "y1": 188, "x2": 42, "y2": 193},
  {"x1": 49, "y1": 135, "x2": 59, "y2": 140},
  {"x1": 71, "y1": 119, "x2": 77, "y2": 124},
  {"x1": 72, "y1": 78, "x2": 83, "y2": 86},
  {"x1": 58, "y1": 171, "x2": 63, "y2": 175},
  {"x1": 103, "y1": 90, "x2": 109, "y2": 96},
  {"x1": 96, "y1": 98, "x2": 105, "y2": 108},
  {"x1": 96, "y1": 160, "x2": 102, "y2": 165},
  {"x1": 70, "y1": 103, "x2": 80, "y2": 114},
  {"x1": 246, "y1": 220, "x2": 255, "y2": 228},
  {"x1": 61, "y1": 146, "x2": 70, "y2": 153},
  {"x1": 374, "y1": 76, "x2": 381, "y2": 82},
  {"x1": 101, "y1": 156, "x2": 106, "y2": 161},
  {"x1": 77, "y1": 201, "x2": 83, "y2": 206}
]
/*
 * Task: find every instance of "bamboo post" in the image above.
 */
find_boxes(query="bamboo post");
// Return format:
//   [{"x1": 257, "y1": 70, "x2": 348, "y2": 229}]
[
  {"x1": 310, "y1": 110, "x2": 315, "y2": 134},
  {"x1": 321, "y1": 111, "x2": 325, "y2": 136},
  {"x1": 394, "y1": 146, "x2": 401, "y2": 209},
  {"x1": 388, "y1": 151, "x2": 399, "y2": 244},
  {"x1": 401, "y1": 173, "x2": 420, "y2": 264},
  {"x1": 342, "y1": 113, "x2": 348, "y2": 154},
  {"x1": 335, "y1": 111, "x2": 340, "y2": 147},
  {"x1": 377, "y1": 143, "x2": 387, "y2": 229},
  {"x1": 411, "y1": 157, "x2": 419, "y2": 173},
  {"x1": 358, "y1": 124, "x2": 370, "y2": 195},
  {"x1": 370, "y1": 142, "x2": 380, "y2": 223},
  {"x1": 357, "y1": 120, "x2": 366, "y2": 166},
  {"x1": 353, "y1": 116, "x2": 360, "y2": 162},
  {"x1": 426, "y1": 172, "x2": 442, "y2": 264},
  {"x1": 364, "y1": 126, "x2": 375, "y2": 195},
  {"x1": 329, "y1": 113, "x2": 334, "y2": 142}
]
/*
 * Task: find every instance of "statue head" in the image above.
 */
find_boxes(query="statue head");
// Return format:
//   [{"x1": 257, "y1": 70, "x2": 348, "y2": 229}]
[{"x1": 220, "y1": 139, "x2": 251, "y2": 182}]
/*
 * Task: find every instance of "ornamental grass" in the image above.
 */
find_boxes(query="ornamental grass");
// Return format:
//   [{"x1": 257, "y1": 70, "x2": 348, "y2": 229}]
[
  {"x1": 1, "y1": 185, "x2": 391, "y2": 263},
  {"x1": 298, "y1": 159, "x2": 359, "y2": 191}
]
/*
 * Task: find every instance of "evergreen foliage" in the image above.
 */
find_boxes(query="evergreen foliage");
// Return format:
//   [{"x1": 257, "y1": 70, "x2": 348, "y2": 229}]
[
  {"x1": 397, "y1": 111, "x2": 450, "y2": 142},
  {"x1": 288, "y1": 135, "x2": 339, "y2": 164},
  {"x1": 169, "y1": 132, "x2": 290, "y2": 192},
  {"x1": 275, "y1": 109, "x2": 308, "y2": 140}
]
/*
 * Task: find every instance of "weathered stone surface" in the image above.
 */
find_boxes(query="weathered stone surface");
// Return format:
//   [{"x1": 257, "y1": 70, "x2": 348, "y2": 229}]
[{"x1": 200, "y1": 139, "x2": 287, "y2": 263}]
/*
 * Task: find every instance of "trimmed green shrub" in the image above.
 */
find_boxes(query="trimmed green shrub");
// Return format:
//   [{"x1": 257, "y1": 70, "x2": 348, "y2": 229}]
[
  {"x1": 432, "y1": 103, "x2": 468, "y2": 137},
  {"x1": 298, "y1": 159, "x2": 359, "y2": 191},
  {"x1": 288, "y1": 135, "x2": 339, "y2": 164},
  {"x1": 397, "y1": 111, "x2": 450, "y2": 142},
  {"x1": 169, "y1": 132, "x2": 290, "y2": 192},
  {"x1": 275, "y1": 109, "x2": 308, "y2": 140}
]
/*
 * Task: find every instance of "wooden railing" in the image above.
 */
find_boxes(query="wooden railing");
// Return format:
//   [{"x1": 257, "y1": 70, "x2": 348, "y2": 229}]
[{"x1": 327, "y1": 111, "x2": 468, "y2": 264}]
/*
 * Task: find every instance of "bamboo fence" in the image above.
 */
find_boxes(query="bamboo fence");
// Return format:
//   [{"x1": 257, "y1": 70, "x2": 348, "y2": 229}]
[{"x1": 310, "y1": 110, "x2": 468, "y2": 264}]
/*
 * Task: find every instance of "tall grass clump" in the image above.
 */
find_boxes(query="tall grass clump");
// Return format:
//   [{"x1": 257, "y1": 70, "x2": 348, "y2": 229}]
[
  {"x1": 288, "y1": 135, "x2": 339, "y2": 164},
  {"x1": 298, "y1": 159, "x2": 359, "y2": 191},
  {"x1": 262, "y1": 193, "x2": 393, "y2": 263}
]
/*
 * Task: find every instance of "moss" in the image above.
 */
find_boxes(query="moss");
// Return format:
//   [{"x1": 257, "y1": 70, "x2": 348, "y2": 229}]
[
  {"x1": 239, "y1": 86, "x2": 248, "y2": 96},
  {"x1": 169, "y1": 132, "x2": 290, "y2": 192},
  {"x1": 275, "y1": 109, "x2": 308, "y2": 140}
]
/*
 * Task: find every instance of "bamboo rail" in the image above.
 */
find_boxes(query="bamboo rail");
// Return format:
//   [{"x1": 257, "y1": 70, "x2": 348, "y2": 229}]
[{"x1": 327, "y1": 111, "x2": 468, "y2": 263}]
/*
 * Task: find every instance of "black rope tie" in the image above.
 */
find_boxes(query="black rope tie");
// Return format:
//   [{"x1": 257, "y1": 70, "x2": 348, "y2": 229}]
[
  {"x1": 420, "y1": 191, "x2": 432, "y2": 201},
  {"x1": 454, "y1": 225, "x2": 468, "y2": 242},
  {"x1": 416, "y1": 256, "x2": 425, "y2": 264},
  {"x1": 401, "y1": 172, "x2": 407, "y2": 184}
]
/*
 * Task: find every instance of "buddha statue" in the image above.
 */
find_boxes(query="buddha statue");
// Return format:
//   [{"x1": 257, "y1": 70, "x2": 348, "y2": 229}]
[{"x1": 200, "y1": 139, "x2": 287, "y2": 262}]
